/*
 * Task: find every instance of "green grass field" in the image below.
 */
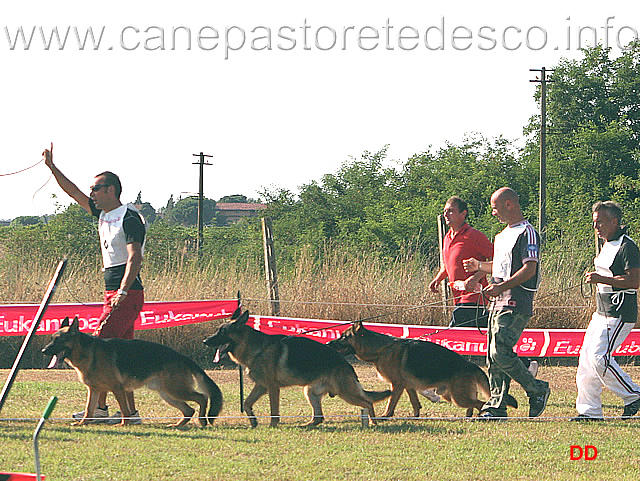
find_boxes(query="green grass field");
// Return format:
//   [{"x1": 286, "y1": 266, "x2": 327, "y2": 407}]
[{"x1": 2, "y1": 365, "x2": 640, "y2": 481}]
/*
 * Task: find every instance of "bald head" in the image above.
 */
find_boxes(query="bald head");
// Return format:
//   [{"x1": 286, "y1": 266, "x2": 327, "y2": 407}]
[
  {"x1": 490, "y1": 187, "x2": 524, "y2": 225},
  {"x1": 492, "y1": 187, "x2": 519, "y2": 205}
]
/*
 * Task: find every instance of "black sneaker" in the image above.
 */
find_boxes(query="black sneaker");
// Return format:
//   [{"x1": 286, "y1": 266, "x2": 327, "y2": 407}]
[
  {"x1": 475, "y1": 409, "x2": 507, "y2": 421},
  {"x1": 528, "y1": 386, "x2": 550, "y2": 417},
  {"x1": 622, "y1": 397, "x2": 640, "y2": 419},
  {"x1": 570, "y1": 414, "x2": 604, "y2": 422}
]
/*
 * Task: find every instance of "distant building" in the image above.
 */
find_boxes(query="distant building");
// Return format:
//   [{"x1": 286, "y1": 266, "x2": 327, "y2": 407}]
[{"x1": 215, "y1": 202, "x2": 267, "y2": 225}]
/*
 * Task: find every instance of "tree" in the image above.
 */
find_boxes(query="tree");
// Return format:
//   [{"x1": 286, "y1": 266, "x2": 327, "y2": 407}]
[
  {"x1": 158, "y1": 194, "x2": 175, "y2": 220},
  {"x1": 218, "y1": 194, "x2": 248, "y2": 203},
  {"x1": 166, "y1": 196, "x2": 216, "y2": 226},
  {"x1": 137, "y1": 202, "x2": 157, "y2": 224},
  {"x1": 10, "y1": 216, "x2": 42, "y2": 226},
  {"x1": 525, "y1": 42, "x2": 640, "y2": 239}
]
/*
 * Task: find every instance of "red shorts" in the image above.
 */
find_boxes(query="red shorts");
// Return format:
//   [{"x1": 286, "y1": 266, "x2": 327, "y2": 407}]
[{"x1": 97, "y1": 289, "x2": 144, "y2": 340}]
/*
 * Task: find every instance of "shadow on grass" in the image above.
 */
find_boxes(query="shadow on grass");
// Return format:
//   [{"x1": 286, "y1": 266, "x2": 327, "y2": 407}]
[{"x1": 0, "y1": 422, "x2": 263, "y2": 443}]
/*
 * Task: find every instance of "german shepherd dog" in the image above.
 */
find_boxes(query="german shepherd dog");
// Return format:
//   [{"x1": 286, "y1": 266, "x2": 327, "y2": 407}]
[
  {"x1": 42, "y1": 316, "x2": 223, "y2": 427},
  {"x1": 328, "y1": 322, "x2": 518, "y2": 418},
  {"x1": 203, "y1": 308, "x2": 391, "y2": 427}
]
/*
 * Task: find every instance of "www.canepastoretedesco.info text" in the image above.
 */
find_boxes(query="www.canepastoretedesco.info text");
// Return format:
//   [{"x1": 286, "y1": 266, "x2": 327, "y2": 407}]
[{"x1": 3, "y1": 18, "x2": 638, "y2": 59}]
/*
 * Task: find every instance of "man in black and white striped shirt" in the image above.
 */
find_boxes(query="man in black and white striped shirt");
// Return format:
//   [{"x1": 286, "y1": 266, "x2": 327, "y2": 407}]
[
  {"x1": 573, "y1": 201, "x2": 640, "y2": 421},
  {"x1": 464, "y1": 187, "x2": 550, "y2": 419}
]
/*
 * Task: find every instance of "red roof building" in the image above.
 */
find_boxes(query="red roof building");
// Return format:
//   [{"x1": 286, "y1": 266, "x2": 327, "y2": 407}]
[{"x1": 215, "y1": 202, "x2": 267, "y2": 224}]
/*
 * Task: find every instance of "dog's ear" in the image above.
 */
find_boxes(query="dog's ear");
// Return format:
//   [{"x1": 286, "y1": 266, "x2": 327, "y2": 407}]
[
  {"x1": 70, "y1": 316, "x2": 80, "y2": 332},
  {"x1": 233, "y1": 310, "x2": 250, "y2": 325},
  {"x1": 231, "y1": 306, "x2": 242, "y2": 320},
  {"x1": 61, "y1": 316, "x2": 70, "y2": 328},
  {"x1": 353, "y1": 321, "x2": 364, "y2": 331}
]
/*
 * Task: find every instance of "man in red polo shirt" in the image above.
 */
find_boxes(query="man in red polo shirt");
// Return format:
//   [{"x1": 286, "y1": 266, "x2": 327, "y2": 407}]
[
  {"x1": 430, "y1": 195, "x2": 537, "y2": 378},
  {"x1": 429, "y1": 196, "x2": 493, "y2": 328}
]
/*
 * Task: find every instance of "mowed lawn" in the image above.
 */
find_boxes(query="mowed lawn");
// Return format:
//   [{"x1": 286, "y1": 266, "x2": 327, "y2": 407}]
[{"x1": 1, "y1": 365, "x2": 640, "y2": 481}]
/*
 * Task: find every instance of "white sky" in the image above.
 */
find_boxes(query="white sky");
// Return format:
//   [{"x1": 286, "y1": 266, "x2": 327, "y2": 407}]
[{"x1": 1, "y1": 0, "x2": 638, "y2": 220}]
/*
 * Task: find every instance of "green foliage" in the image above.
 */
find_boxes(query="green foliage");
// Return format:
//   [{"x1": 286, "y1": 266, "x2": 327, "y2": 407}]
[
  {"x1": 10, "y1": 215, "x2": 42, "y2": 226},
  {"x1": 261, "y1": 137, "x2": 536, "y2": 267},
  {"x1": 526, "y1": 41, "x2": 640, "y2": 240},
  {"x1": 165, "y1": 196, "x2": 216, "y2": 226},
  {"x1": 219, "y1": 194, "x2": 249, "y2": 203},
  {"x1": 0, "y1": 204, "x2": 98, "y2": 269},
  {"x1": 137, "y1": 202, "x2": 157, "y2": 224}
]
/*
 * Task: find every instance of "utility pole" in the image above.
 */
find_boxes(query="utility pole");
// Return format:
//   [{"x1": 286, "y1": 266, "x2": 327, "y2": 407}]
[
  {"x1": 530, "y1": 67, "x2": 554, "y2": 243},
  {"x1": 192, "y1": 152, "x2": 213, "y2": 253}
]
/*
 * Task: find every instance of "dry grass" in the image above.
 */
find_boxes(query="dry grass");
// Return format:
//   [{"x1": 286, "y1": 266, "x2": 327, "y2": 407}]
[{"x1": 0, "y1": 247, "x2": 599, "y2": 331}]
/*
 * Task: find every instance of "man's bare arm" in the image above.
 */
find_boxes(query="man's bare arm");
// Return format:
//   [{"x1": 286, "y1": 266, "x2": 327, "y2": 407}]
[{"x1": 43, "y1": 143, "x2": 91, "y2": 213}]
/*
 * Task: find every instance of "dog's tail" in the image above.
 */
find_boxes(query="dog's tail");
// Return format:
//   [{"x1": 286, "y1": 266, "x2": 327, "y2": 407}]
[
  {"x1": 363, "y1": 389, "x2": 392, "y2": 403},
  {"x1": 195, "y1": 370, "x2": 223, "y2": 425},
  {"x1": 474, "y1": 365, "x2": 518, "y2": 409}
]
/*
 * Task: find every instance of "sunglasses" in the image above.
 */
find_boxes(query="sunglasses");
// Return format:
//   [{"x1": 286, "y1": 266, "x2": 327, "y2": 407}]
[{"x1": 90, "y1": 184, "x2": 110, "y2": 192}]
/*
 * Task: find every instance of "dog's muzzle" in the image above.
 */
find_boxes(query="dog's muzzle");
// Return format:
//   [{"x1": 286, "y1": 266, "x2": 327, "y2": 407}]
[
  {"x1": 212, "y1": 343, "x2": 231, "y2": 364},
  {"x1": 42, "y1": 344, "x2": 68, "y2": 369}
]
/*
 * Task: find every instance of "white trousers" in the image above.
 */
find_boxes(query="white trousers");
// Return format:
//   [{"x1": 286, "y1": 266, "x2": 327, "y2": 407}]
[{"x1": 576, "y1": 312, "x2": 640, "y2": 417}]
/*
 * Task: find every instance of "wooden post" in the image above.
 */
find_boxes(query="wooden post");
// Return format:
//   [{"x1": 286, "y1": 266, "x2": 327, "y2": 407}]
[
  {"x1": 437, "y1": 214, "x2": 449, "y2": 318},
  {"x1": 261, "y1": 217, "x2": 280, "y2": 316}
]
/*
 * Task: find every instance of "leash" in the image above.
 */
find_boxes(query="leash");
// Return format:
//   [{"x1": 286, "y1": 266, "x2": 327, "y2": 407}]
[
  {"x1": 93, "y1": 310, "x2": 114, "y2": 336},
  {"x1": 294, "y1": 295, "x2": 470, "y2": 337},
  {"x1": 0, "y1": 158, "x2": 44, "y2": 176},
  {"x1": 416, "y1": 282, "x2": 585, "y2": 339},
  {"x1": 296, "y1": 282, "x2": 588, "y2": 338}
]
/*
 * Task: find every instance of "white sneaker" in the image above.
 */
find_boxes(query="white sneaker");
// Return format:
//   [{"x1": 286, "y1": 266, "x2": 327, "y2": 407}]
[
  {"x1": 72, "y1": 406, "x2": 110, "y2": 424},
  {"x1": 105, "y1": 410, "x2": 143, "y2": 425},
  {"x1": 528, "y1": 360, "x2": 539, "y2": 378},
  {"x1": 419, "y1": 389, "x2": 441, "y2": 403}
]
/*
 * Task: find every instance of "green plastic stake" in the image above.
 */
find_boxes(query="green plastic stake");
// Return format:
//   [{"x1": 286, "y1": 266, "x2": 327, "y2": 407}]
[{"x1": 34, "y1": 396, "x2": 57, "y2": 481}]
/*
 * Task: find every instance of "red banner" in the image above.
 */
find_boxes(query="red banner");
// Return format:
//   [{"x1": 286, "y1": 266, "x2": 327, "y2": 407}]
[
  {"x1": 0, "y1": 299, "x2": 239, "y2": 336},
  {"x1": 3, "y1": 300, "x2": 640, "y2": 357},
  {"x1": 247, "y1": 315, "x2": 640, "y2": 357}
]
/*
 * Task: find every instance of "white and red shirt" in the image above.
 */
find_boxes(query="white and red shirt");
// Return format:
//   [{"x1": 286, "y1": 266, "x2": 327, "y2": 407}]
[{"x1": 90, "y1": 201, "x2": 146, "y2": 291}]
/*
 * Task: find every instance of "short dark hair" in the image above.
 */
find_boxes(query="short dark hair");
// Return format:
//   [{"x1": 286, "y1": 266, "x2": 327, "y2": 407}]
[
  {"x1": 446, "y1": 196, "x2": 468, "y2": 217},
  {"x1": 592, "y1": 200, "x2": 622, "y2": 224},
  {"x1": 95, "y1": 171, "x2": 122, "y2": 198}
]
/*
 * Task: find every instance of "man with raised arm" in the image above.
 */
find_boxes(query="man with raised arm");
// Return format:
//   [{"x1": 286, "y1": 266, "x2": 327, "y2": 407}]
[{"x1": 43, "y1": 143, "x2": 146, "y2": 425}]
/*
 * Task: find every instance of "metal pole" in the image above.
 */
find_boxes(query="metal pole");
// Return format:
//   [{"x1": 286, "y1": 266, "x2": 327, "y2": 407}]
[{"x1": 0, "y1": 259, "x2": 67, "y2": 413}]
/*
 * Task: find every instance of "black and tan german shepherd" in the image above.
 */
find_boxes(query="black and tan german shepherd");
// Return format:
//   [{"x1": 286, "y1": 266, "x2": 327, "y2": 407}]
[
  {"x1": 203, "y1": 308, "x2": 391, "y2": 427},
  {"x1": 42, "y1": 316, "x2": 223, "y2": 427},
  {"x1": 328, "y1": 321, "x2": 518, "y2": 418}
]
